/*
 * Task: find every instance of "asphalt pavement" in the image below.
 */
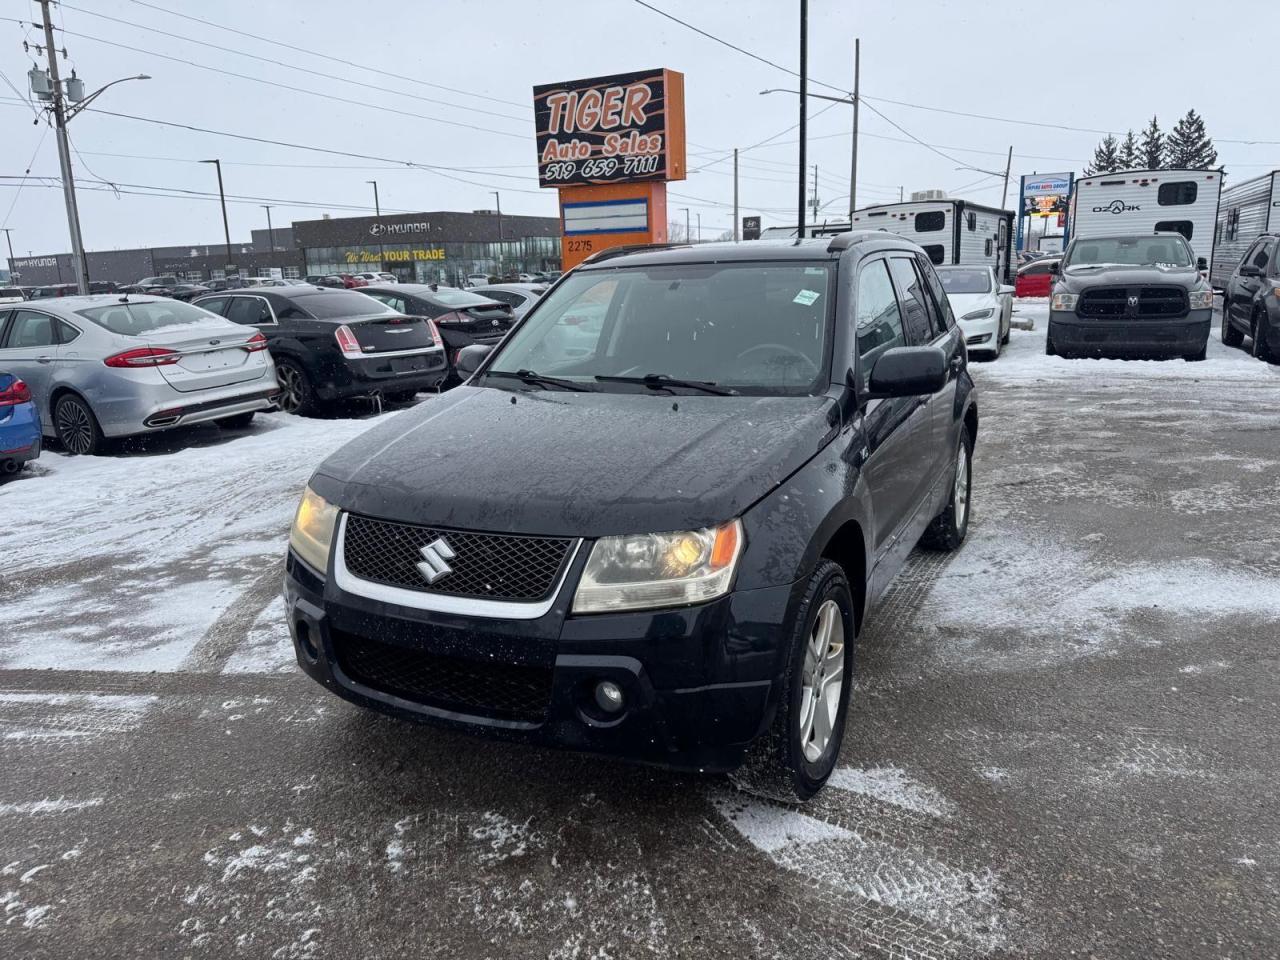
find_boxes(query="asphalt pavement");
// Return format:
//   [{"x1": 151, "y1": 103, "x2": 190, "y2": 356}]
[{"x1": 3, "y1": 308, "x2": 1278, "y2": 959}]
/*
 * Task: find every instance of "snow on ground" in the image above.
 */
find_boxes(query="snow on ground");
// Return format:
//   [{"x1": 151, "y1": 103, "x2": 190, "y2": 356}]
[{"x1": 0, "y1": 409, "x2": 403, "y2": 672}]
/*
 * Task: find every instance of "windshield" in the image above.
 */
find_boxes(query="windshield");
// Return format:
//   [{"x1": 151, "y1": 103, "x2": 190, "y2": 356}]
[
  {"x1": 424, "y1": 288, "x2": 503, "y2": 307},
  {"x1": 293, "y1": 292, "x2": 398, "y2": 320},
  {"x1": 77, "y1": 299, "x2": 219, "y2": 335},
  {"x1": 1065, "y1": 236, "x2": 1191, "y2": 269},
  {"x1": 484, "y1": 261, "x2": 833, "y2": 396},
  {"x1": 936, "y1": 268, "x2": 991, "y2": 294}
]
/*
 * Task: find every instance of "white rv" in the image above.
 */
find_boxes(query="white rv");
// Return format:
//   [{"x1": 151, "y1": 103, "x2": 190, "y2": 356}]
[
  {"x1": 847, "y1": 200, "x2": 1014, "y2": 281},
  {"x1": 1211, "y1": 169, "x2": 1280, "y2": 289},
  {"x1": 1070, "y1": 169, "x2": 1223, "y2": 271}
]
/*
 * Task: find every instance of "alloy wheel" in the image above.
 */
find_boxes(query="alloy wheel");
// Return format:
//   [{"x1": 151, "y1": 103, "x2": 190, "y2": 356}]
[
  {"x1": 56, "y1": 400, "x2": 94, "y2": 454},
  {"x1": 276, "y1": 364, "x2": 302, "y2": 414},
  {"x1": 798, "y1": 599, "x2": 846, "y2": 763},
  {"x1": 954, "y1": 444, "x2": 970, "y2": 529}
]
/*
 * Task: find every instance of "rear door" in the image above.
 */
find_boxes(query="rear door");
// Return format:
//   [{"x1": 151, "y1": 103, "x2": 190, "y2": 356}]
[
  {"x1": 1228, "y1": 240, "x2": 1269, "y2": 323},
  {"x1": 0, "y1": 309, "x2": 63, "y2": 412}
]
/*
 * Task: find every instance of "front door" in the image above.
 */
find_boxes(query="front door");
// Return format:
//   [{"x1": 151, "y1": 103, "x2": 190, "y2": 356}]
[{"x1": 0, "y1": 308, "x2": 63, "y2": 429}]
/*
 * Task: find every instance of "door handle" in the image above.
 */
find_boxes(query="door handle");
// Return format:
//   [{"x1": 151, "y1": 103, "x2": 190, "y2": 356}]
[{"x1": 36, "y1": 356, "x2": 54, "y2": 363}]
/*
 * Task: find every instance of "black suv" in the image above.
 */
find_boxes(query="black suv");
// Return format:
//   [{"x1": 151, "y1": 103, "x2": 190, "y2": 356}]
[
  {"x1": 193, "y1": 286, "x2": 446, "y2": 415},
  {"x1": 283, "y1": 236, "x2": 977, "y2": 801},
  {"x1": 356, "y1": 284, "x2": 515, "y2": 383},
  {"x1": 1221, "y1": 233, "x2": 1280, "y2": 362},
  {"x1": 1046, "y1": 232, "x2": 1215, "y2": 360}
]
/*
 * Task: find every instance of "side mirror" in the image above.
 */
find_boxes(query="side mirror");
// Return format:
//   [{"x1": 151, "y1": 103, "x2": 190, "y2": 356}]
[
  {"x1": 455, "y1": 343, "x2": 492, "y2": 377},
  {"x1": 1196, "y1": 256, "x2": 1208, "y2": 271},
  {"x1": 1048, "y1": 261, "x2": 1061, "y2": 275},
  {"x1": 998, "y1": 284, "x2": 1015, "y2": 296},
  {"x1": 867, "y1": 346, "x2": 948, "y2": 399},
  {"x1": 1240, "y1": 264, "x2": 1263, "y2": 278}
]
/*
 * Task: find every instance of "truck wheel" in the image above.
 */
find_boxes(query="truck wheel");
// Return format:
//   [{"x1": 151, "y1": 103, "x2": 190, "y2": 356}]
[
  {"x1": 54, "y1": 394, "x2": 105, "y2": 456},
  {"x1": 1252, "y1": 310, "x2": 1276, "y2": 363},
  {"x1": 921, "y1": 425, "x2": 973, "y2": 552},
  {"x1": 1183, "y1": 344, "x2": 1208, "y2": 362},
  {"x1": 730, "y1": 560, "x2": 854, "y2": 804},
  {"x1": 1221, "y1": 307, "x2": 1244, "y2": 347}
]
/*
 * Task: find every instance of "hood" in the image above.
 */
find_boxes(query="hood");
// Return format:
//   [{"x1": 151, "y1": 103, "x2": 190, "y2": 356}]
[
  {"x1": 948, "y1": 291, "x2": 998, "y2": 320},
  {"x1": 311, "y1": 385, "x2": 839, "y2": 537},
  {"x1": 1058, "y1": 263, "x2": 1202, "y2": 290}
]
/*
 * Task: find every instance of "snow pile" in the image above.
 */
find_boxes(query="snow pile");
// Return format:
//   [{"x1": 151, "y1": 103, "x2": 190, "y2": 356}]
[{"x1": 827, "y1": 765, "x2": 956, "y2": 818}]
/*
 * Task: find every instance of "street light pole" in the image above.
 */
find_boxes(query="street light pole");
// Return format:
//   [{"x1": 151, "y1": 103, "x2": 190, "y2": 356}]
[
  {"x1": 696, "y1": 212, "x2": 701, "y2": 243},
  {"x1": 261, "y1": 205, "x2": 274, "y2": 252},
  {"x1": 1001, "y1": 145, "x2": 1013, "y2": 209},
  {"x1": 797, "y1": 0, "x2": 808, "y2": 240},
  {"x1": 733, "y1": 148, "x2": 740, "y2": 241},
  {"x1": 366, "y1": 180, "x2": 381, "y2": 217},
  {"x1": 683, "y1": 207, "x2": 690, "y2": 243},
  {"x1": 200, "y1": 159, "x2": 233, "y2": 274},
  {"x1": 849, "y1": 38, "x2": 860, "y2": 220},
  {"x1": 38, "y1": 0, "x2": 88, "y2": 293}
]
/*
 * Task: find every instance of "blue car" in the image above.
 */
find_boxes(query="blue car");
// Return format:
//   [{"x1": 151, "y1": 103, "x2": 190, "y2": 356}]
[{"x1": 0, "y1": 372, "x2": 41, "y2": 476}]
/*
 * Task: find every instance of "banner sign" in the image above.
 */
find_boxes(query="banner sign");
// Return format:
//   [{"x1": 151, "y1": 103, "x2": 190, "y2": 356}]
[
  {"x1": 742, "y1": 216, "x2": 761, "y2": 240},
  {"x1": 1017, "y1": 172, "x2": 1074, "y2": 251},
  {"x1": 533, "y1": 69, "x2": 686, "y2": 188}
]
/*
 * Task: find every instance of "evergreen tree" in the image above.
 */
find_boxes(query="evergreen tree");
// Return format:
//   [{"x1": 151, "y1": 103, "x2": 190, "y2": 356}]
[
  {"x1": 1085, "y1": 134, "x2": 1120, "y2": 175},
  {"x1": 1139, "y1": 116, "x2": 1165, "y2": 169},
  {"x1": 1165, "y1": 109, "x2": 1218, "y2": 169},
  {"x1": 1117, "y1": 130, "x2": 1139, "y2": 170}
]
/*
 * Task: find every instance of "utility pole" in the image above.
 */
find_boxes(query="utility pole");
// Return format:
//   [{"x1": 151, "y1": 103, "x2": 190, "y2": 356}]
[
  {"x1": 1, "y1": 229, "x2": 15, "y2": 277},
  {"x1": 797, "y1": 0, "x2": 808, "y2": 240},
  {"x1": 261, "y1": 205, "x2": 275, "y2": 252},
  {"x1": 492, "y1": 190, "x2": 503, "y2": 276},
  {"x1": 366, "y1": 180, "x2": 384, "y2": 272},
  {"x1": 733, "y1": 148, "x2": 740, "y2": 241},
  {"x1": 37, "y1": 0, "x2": 88, "y2": 294},
  {"x1": 899, "y1": 186, "x2": 904, "y2": 202},
  {"x1": 811, "y1": 164, "x2": 820, "y2": 222},
  {"x1": 696, "y1": 212, "x2": 701, "y2": 243},
  {"x1": 1001, "y1": 145, "x2": 1013, "y2": 209},
  {"x1": 200, "y1": 159, "x2": 232, "y2": 274},
  {"x1": 849, "y1": 37, "x2": 860, "y2": 220}
]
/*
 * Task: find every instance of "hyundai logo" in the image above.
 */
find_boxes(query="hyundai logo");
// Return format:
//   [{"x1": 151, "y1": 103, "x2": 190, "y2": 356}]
[
  {"x1": 416, "y1": 537, "x2": 456, "y2": 583},
  {"x1": 370, "y1": 223, "x2": 387, "y2": 237}
]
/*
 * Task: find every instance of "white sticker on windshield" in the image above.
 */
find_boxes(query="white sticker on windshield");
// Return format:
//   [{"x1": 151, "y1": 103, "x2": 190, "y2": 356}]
[
  {"x1": 804, "y1": 267, "x2": 826, "y2": 275},
  {"x1": 793, "y1": 289, "x2": 821, "y2": 306}
]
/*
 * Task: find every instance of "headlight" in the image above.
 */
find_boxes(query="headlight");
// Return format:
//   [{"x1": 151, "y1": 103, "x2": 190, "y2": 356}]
[
  {"x1": 571, "y1": 519, "x2": 744, "y2": 614},
  {"x1": 961, "y1": 308, "x2": 994, "y2": 321},
  {"x1": 289, "y1": 485, "x2": 339, "y2": 574},
  {"x1": 1188, "y1": 288, "x2": 1214, "y2": 309},
  {"x1": 1051, "y1": 293, "x2": 1078, "y2": 311}
]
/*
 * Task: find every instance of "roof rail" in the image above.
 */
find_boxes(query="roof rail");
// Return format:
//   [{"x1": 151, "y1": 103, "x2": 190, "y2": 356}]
[{"x1": 581, "y1": 242, "x2": 690, "y2": 265}]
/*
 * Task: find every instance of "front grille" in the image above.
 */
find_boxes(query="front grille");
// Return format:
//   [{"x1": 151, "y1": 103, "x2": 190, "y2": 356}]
[
  {"x1": 1077, "y1": 286, "x2": 1189, "y2": 320},
  {"x1": 333, "y1": 629, "x2": 551, "y2": 723},
  {"x1": 343, "y1": 514, "x2": 573, "y2": 602}
]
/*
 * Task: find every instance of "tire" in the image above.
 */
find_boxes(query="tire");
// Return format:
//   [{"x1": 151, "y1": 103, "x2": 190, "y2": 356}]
[
  {"x1": 1221, "y1": 305, "x2": 1244, "y2": 347},
  {"x1": 921, "y1": 424, "x2": 973, "y2": 552},
  {"x1": 1252, "y1": 310, "x2": 1276, "y2": 363},
  {"x1": 1183, "y1": 344, "x2": 1207, "y2": 362},
  {"x1": 730, "y1": 560, "x2": 855, "y2": 804},
  {"x1": 53, "y1": 393, "x2": 105, "y2": 456},
  {"x1": 215, "y1": 411, "x2": 255, "y2": 429},
  {"x1": 274, "y1": 358, "x2": 318, "y2": 416}
]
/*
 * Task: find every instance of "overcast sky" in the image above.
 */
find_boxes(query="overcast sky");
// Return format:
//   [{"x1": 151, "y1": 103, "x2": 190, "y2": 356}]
[{"x1": 2, "y1": 0, "x2": 1277, "y2": 256}]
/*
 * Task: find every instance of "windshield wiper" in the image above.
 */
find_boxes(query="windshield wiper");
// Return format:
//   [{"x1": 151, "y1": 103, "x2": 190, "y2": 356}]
[
  {"x1": 486, "y1": 368, "x2": 593, "y2": 392},
  {"x1": 594, "y1": 373, "x2": 738, "y2": 396}
]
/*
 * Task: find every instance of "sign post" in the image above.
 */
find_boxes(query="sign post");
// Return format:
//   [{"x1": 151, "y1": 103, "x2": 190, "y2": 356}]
[{"x1": 533, "y1": 69, "x2": 686, "y2": 270}]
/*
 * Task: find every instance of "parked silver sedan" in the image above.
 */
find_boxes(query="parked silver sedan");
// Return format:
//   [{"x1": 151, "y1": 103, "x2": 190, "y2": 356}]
[
  {"x1": 0, "y1": 295, "x2": 279, "y2": 455},
  {"x1": 468, "y1": 283, "x2": 548, "y2": 319}
]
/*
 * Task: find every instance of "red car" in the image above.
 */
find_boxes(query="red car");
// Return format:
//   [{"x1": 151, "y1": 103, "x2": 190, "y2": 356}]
[
  {"x1": 1014, "y1": 257, "x2": 1060, "y2": 298},
  {"x1": 338, "y1": 273, "x2": 368, "y2": 288}
]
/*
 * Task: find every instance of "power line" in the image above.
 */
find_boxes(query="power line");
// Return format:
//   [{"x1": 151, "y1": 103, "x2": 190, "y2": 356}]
[
  {"x1": 122, "y1": 0, "x2": 530, "y2": 111},
  {"x1": 57, "y1": 3, "x2": 531, "y2": 124},
  {"x1": 40, "y1": 25, "x2": 530, "y2": 141},
  {"x1": 1, "y1": 126, "x2": 49, "y2": 228}
]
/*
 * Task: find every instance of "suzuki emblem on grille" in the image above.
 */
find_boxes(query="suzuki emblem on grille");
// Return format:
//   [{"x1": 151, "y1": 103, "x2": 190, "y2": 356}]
[
  {"x1": 416, "y1": 537, "x2": 456, "y2": 583},
  {"x1": 1127, "y1": 296, "x2": 1139, "y2": 306}
]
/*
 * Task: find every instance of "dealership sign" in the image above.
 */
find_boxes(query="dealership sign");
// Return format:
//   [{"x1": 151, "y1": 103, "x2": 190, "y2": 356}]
[
  {"x1": 12, "y1": 257, "x2": 58, "y2": 268},
  {"x1": 369, "y1": 221, "x2": 431, "y2": 237},
  {"x1": 1016, "y1": 171, "x2": 1074, "y2": 251},
  {"x1": 533, "y1": 69, "x2": 686, "y2": 188}
]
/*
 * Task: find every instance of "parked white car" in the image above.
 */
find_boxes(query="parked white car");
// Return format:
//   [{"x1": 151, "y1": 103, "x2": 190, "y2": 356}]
[
  {"x1": 936, "y1": 265, "x2": 1013, "y2": 359},
  {"x1": 464, "y1": 274, "x2": 489, "y2": 289}
]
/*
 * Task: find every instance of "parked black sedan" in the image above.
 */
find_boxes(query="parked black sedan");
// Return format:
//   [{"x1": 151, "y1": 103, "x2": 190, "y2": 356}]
[
  {"x1": 169, "y1": 282, "x2": 213, "y2": 302},
  {"x1": 194, "y1": 286, "x2": 447, "y2": 415},
  {"x1": 357, "y1": 284, "x2": 514, "y2": 383}
]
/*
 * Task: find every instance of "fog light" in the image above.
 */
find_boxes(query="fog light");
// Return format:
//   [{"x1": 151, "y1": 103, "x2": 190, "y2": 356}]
[{"x1": 594, "y1": 680, "x2": 624, "y2": 714}]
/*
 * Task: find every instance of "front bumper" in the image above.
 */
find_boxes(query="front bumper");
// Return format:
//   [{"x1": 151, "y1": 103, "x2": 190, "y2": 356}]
[
  {"x1": 1048, "y1": 308, "x2": 1211, "y2": 357},
  {"x1": 283, "y1": 547, "x2": 798, "y2": 772},
  {"x1": 958, "y1": 314, "x2": 1001, "y2": 353}
]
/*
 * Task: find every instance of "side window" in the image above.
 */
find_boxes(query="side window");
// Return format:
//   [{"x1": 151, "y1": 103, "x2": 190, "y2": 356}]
[
  {"x1": 483, "y1": 291, "x2": 522, "y2": 307},
  {"x1": 196, "y1": 296, "x2": 229, "y2": 316},
  {"x1": 1252, "y1": 241, "x2": 1273, "y2": 271},
  {"x1": 915, "y1": 254, "x2": 956, "y2": 331},
  {"x1": 967, "y1": 212, "x2": 977, "y2": 231},
  {"x1": 1154, "y1": 220, "x2": 1193, "y2": 242},
  {"x1": 920, "y1": 244, "x2": 945, "y2": 265},
  {"x1": 855, "y1": 259, "x2": 905, "y2": 386},
  {"x1": 1157, "y1": 181, "x2": 1197, "y2": 206},
  {"x1": 915, "y1": 211, "x2": 945, "y2": 233},
  {"x1": 55, "y1": 319, "x2": 81, "y2": 344},
  {"x1": 227, "y1": 297, "x2": 272, "y2": 325},
  {"x1": 4, "y1": 310, "x2": 58, "y2": 348},
  {"x1": 1238, "y1": 241, "x2": 1263, "y2": 270},
  {"x1": 0, "y1": 310, "x2": 10, "y2": 344},
  {"x1": 887, "y1": 257, "x2": 936, "y2": 344},
  {"x1": 984, "y1": 238, "x2": 993, "y2": 257}
]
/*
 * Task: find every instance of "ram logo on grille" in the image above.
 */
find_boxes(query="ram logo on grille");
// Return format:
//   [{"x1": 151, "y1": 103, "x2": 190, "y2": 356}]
[
  {"x1": 416, "y1": 537, "x2": 456, "y2": 583},
  {"x1": 1127, "y1": 296, "x2": 1140, "y2": 307}
]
